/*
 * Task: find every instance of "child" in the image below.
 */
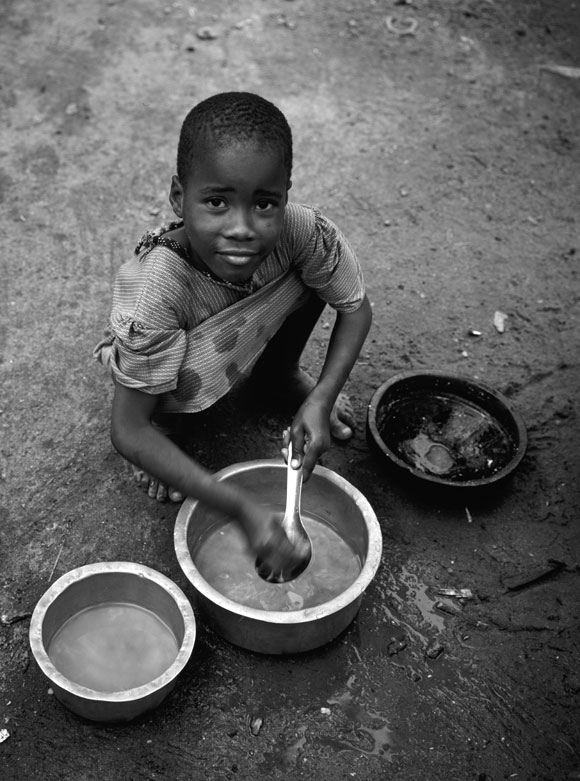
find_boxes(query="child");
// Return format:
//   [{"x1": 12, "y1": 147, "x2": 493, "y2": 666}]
[{"x1": 95, "y1": 92, "x2": 372, "y2": 578}]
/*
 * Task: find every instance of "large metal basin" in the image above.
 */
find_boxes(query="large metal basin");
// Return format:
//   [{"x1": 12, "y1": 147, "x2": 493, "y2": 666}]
[
  {"x1": 174, "y1": 460, "x2": 382, "y2": 654},
  {"x1": 29, "y1": 562, "x2": 196, "y2": 722}
]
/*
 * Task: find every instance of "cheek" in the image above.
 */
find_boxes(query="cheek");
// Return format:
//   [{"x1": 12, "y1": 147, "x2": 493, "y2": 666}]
[
  {"x1": 262, "y1": 214, "x2": 284, "y2": 243},
  {"x1": 186, "y1": 209, "x2": 216, "y2": 237}
]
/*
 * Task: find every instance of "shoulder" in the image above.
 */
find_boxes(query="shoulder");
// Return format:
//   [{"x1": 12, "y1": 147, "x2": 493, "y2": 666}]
[
  {"x1": 282, "y1": 202, "x2": 317, "y2": 234},
  {"x1": 113, "y1": 245, "x2": 195, "y2": 328},
  {"x1": 279, "y1": 202, "x2": 328, "y2": 260},
  {"x1": 282, "y1": 201, "x2": 350, "y2": 242}
]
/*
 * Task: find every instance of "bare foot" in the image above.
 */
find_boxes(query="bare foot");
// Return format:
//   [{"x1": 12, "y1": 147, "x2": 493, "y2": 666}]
[
  {"x1": 276, "y1": 367, "x2": 356, "y2": 440},
  {"x1": 130, "y1": 464, "x2": 184, "y2": 503}
]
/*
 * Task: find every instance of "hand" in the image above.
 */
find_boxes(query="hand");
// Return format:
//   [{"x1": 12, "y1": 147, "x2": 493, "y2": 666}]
[
  {"x1": 281, "y1": 399, "x2": 331, "y2": 481},
  {"x1": 254, "y1": 515, "x2": 311, "y2": 583},
  {"x1": 237, "y1": 500, "x2": 310, "y2": 583}
]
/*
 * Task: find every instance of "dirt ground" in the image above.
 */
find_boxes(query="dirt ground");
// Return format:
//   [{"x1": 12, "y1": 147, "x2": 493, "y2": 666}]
[{"x1": 1, "y1": 0, "x2": 579, "y2": 778}]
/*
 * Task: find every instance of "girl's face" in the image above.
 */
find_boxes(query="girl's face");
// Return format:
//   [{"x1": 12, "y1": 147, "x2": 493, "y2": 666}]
[{"x1": 169, "y1": 140, "x2": 290, "y2": 285}]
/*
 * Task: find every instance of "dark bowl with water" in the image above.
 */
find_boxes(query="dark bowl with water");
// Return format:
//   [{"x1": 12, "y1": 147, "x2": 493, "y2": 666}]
[{"x1": 366, "y1": 370, "x2": 527, "y2": 488}]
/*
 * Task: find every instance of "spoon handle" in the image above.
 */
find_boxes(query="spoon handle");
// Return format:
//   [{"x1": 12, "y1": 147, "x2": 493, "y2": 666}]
[{"x1": 284, "y1": 442, "x2": 303, "y2": 525}]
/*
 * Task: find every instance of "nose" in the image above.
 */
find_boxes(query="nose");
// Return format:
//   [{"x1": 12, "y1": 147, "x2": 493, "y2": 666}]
[{"x1": 224, "y1": 207, "x2": 256, "y2": 241}]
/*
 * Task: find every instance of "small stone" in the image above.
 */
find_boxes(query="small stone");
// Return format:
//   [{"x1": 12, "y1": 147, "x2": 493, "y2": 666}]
[
  {"x1": 425, "y1": 640, "x2": 444, "y2": 660},
  {"x1": 196, "y1": 26, "x2": 218, "y2": 40},
  {"x1": 250, "y1": 716, "x2": 263, "y2": 736},
  {"x1": 493, "y1": 310, "x2": 508, "y2": 333},
  {"x1": 387, "y1": 636, "x2": 408, "y2": 656}
]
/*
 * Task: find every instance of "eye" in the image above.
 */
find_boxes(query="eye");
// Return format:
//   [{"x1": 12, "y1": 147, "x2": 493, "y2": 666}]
[
  {"x1": 255, "y1": 199, "x2": 276, "y2": 212},
  {"x1": 206, "y1": 197, "x2": 227, "y2": 209}
]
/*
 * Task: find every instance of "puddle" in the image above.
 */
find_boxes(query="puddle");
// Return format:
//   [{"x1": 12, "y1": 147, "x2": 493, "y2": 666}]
[
  {"x1": 324, "y1": 686, "x2": 393, "y2": 760},
  {"x1": 284, "y1": 724, "x2": 308, "y2": 764},
  {"x1": 284, "y1": 679, "x2": 393, "y2": 764},
  {"x1": 389, "y1": 566, "x2": 447, "y2": 632}
]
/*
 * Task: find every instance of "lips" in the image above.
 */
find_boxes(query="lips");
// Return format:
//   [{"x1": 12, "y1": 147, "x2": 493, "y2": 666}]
[
  {"x1": 218, "y1": 250, "x2": 258, "y2": 257},
  {"x1": 217, "y1": 251, "x2": 259, "y2": 266}
]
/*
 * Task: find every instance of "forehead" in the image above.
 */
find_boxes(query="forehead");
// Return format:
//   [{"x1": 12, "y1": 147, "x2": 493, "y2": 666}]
[{"x1": 184, "y1": 139, "x2": 289, "y2": 190}]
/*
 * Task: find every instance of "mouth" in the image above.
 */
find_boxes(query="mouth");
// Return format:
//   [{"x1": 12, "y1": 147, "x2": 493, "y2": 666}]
[{"x1": 217, "y1": 251, "x2": 260, "y2": 266}]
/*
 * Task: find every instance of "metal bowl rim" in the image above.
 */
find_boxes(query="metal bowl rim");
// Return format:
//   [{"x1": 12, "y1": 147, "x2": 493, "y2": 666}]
[
  {"x1": 366, "y1": 369, "x2": 528, "y2": 487},
  {"x1": 29, "y1": 561, "x2": 196, "y2": 702},
  {"x1": 174, "y1": 459, "x2": 383, "y2": 624}
]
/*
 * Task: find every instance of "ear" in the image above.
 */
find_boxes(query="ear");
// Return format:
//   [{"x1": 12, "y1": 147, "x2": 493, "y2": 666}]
[
  {"x1": 169, "y1": 175, "x2": 184, "y2": 218},
  {"x1": 285, "y1": 180, "x2": 292, "y2": 203}
]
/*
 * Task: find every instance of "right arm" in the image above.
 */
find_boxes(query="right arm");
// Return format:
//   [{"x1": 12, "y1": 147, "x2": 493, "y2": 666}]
[{"x1": 110, "y1": 383, "x2": 301, "y2": 571}]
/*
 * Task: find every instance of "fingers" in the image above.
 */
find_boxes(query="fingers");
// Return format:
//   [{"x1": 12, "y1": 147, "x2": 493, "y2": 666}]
[
  {"x1": 281, "y1": 427, "x2": 313, "y2": 463},
  {"x1": 281, "y1": 427, "x2": 306, "y2": 468},
  {"x1": 281, "y1": 426, "x2": 327, "y2": 481},
  {"x1": 255, "y1": 527, "x2": 311, "y2": 583}
]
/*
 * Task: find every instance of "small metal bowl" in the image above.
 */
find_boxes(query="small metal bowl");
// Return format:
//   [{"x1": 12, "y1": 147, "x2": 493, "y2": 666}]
[
  {"x1": 29, "y1": 562, "x2": 196, "y2": 722},
  {"x1": 367, "y1": 370, "x2": 527, "y2": 488},
  {"x1": 174, "y1": 460, "x2": 383, "y2": 654}
]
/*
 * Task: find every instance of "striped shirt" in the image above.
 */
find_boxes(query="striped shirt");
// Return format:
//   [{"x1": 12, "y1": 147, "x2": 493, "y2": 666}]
[{"x1": 94, "y1": 202, "x2": 365, "y2": 412}]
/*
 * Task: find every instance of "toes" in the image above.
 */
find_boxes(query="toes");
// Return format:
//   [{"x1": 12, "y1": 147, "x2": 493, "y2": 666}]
[
  {"x1": 129, "y1": 462, "x2": 175, "y2": 502},
  {"x1": 168, "y1": 487, "x2": 184, "y2": 503},
  {"x1": 132, "y1": 467, "x2": 147, "y2": 488},
  {"x1": 330, "y1": 416, "x2": 353, "y2": 440},
  {"x1": 156, "y1": 482, "x2": 168, "y2": 502},
  {"x1": 148, "y1": 479, "x2": 159, "y2": 499},
  {"x1": 330, "y1": 393, "x2": 356, "y2": 440}
]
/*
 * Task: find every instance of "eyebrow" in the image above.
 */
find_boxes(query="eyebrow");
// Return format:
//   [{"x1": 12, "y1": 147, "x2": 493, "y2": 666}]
[{"x1": 199, "y1": 186, "x2": 284, "y2": 198}]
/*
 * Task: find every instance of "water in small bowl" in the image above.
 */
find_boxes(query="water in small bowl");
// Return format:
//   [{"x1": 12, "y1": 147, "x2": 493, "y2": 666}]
[
  {"x1": 48, "y1": 602, "x2": 180, "y2": 692},
  {"x1": 193, "y1": 511, "x2": 362, "y2": 612},
  {"x1": 378, "y1": 391, "x2": 516, "y2": 482}
]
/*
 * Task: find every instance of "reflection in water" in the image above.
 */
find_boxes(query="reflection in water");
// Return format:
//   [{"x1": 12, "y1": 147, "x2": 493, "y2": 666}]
[
  {"x1": 380, "y1": 392, "x2": 515, "y2": 481},
  {"x1": 387, "y1": 566, "x2": 447, "y2": 632},
  {"x1": 284, "y1": 685, "x2": 393, "y2": 764},
  {"x1": 324, "y1": 687, "x2": 393, "y2": 760}
]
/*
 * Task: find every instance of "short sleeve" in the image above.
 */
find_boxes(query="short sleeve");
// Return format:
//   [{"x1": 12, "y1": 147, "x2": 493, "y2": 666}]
[
  {"x1": 107, "y1": 314, "x2": 188, "y2": 394},
  {"x1": 288, "y1": 205, "x2": 365, "y2": 313},
  {"x1": 100, "y1": 247, "x2": 192, "y2": 394}
]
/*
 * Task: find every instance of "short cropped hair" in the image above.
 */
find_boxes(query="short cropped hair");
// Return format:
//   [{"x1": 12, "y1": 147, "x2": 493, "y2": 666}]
[{"x1": 176, "y1": 92, "x2": 293, "y2": 183}]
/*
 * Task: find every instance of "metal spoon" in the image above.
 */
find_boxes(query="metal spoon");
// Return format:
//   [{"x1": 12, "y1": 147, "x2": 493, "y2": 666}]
[{"x1": 255, "y1": 442, "x2": 313, "y2": 583}]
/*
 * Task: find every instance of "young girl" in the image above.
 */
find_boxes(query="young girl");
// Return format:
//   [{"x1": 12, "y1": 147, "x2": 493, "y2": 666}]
[{"x1": 95, "y1": 92, "x2": 372, "y2": 578}]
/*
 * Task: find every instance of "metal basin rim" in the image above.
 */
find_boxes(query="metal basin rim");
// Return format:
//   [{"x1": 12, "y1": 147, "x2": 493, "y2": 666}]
[
  {"x1": 29, "y1": 561, "x2": 196, "y2": 702},
  {"x1": 174, "y1": 460, "x2": 383, "y2": 624}
]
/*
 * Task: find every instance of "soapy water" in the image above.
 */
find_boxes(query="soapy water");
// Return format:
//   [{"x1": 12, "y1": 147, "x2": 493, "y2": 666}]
[
  {"x1": 379, "y1": 392, "x2": 515, "y2": 480},
  {"x1": 48, "y1": 603, "x2": 179, "y2": 692},
  {"x1": 193, "y1": 514, "x2": 362, "y2": 612}
]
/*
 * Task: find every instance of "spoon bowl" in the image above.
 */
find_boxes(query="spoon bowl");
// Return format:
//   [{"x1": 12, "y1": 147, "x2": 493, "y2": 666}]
[{"x1": 255, "y1": 443, "x2": 313, "y2": 583}]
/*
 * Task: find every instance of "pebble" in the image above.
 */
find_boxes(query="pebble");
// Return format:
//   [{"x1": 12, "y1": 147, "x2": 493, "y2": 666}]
[
  {"x1": 196, "y1": 26, "x2": 218, "y2": 40},
  {"x1": 250, "y1": 716, "x2": 263, "y2": 736},
  {"x1": 425, "y1": 640, "x2": 444, "y2": 659}
]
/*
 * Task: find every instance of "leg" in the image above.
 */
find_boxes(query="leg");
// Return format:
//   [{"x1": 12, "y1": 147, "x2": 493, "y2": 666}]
[
  {"x1": 253, "y1": 291, "x2": 326, "y2": 375},
  {"x1": 251, "y1": 293, "x2": 355, "y2": 439}
]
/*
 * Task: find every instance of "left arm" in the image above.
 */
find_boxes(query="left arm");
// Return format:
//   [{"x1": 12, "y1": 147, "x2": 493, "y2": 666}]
[{"x1": 288, "y1": 294, "x2": 372, "y2": 478}]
